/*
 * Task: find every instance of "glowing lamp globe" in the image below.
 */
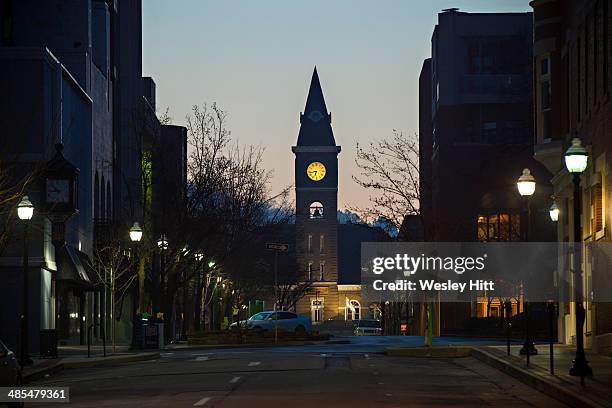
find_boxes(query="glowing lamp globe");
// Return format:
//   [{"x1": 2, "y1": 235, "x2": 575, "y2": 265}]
[
  {"x1": 549, "y1": 203, "x2": 559, "y2": 222},
  {"x1": 517, "y1": 168, "x2": 536, "y2": 197},
  {"x1": 564, "y1": 138, "x2": 588, "y2": 174},
  {"x1": 129, "y1": 222, "x2": 143, "y2": 242},
  {"x1": 17, "y1": 196, "x2": 34, "y2": 220}
]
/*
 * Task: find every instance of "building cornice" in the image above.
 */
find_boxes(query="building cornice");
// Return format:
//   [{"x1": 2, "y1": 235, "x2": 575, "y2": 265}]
[{"x1": 292, "y1": 146, "x2": 341, "y2": 154}]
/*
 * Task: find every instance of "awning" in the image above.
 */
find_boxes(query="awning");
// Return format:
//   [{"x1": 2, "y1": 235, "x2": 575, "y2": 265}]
[{"x1": 56, "y1": 246, "x2": 99, "y2": 290}]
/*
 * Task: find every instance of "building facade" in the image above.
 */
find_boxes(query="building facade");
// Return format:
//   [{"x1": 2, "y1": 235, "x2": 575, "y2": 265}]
[
  {"x1": 0, "y1": 0, "x2": 187, "y2": 354},
  {"x1": 531, "y1": 0, "x2": 612, "y2": 355},
  {"x1": 420, "y1": 9, "x2": 555, "y2": 330}
]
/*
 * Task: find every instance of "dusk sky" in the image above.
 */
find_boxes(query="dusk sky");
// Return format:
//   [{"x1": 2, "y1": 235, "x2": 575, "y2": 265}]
[{"x1": 142, "y1": 0, "x2": 531, "y2": 211}]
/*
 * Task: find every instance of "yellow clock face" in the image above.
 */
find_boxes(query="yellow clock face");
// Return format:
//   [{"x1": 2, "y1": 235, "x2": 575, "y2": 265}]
[{"x1": 306, "y1": 162, "x2": 326, "y2": 181}]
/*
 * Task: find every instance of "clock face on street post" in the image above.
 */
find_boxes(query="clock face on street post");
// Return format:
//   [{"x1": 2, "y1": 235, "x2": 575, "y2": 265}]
[
  {"x1": 306, "y1": 162, "x2": 326, "y2": 181},
  {"x1": 46, "y1": 179, "x2": 70, "y2": 203}
]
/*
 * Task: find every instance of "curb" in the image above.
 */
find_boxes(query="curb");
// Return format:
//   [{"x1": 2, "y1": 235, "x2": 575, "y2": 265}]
[
  {"x1": 23, "y1": 352, "x2": 160, "y2": 383},
  {"x1": 471, "y1": 347, "x2": 606, "y2": 408},
  {"x1": 385, "y1": 346, "x2": 472, "y2": 358},
  {"x1": 62, "y1": 352, "x2": 160, "y2": 369},
  {"x1": 171, "y1": 340, "x2": 323, "y2": 350},
  {"x1": 23, "y1": 362, "x2": 64, "y2": 383}
]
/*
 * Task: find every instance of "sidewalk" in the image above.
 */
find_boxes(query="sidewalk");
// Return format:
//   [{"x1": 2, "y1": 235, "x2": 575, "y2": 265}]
[
  {"x1": 23, "y1": 344, "x2": 159, "y2": 383},
  {"x1": 474, "y1": 344, "x2": 612, "y2": 408}
]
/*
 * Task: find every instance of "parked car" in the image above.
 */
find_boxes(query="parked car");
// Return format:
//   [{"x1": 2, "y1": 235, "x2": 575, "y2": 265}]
[
  {"x1": 230, "y1": 311, "x2": 312, "y2": 334},
  {"x1": 353, "y1": 319, "x2": 382, "y2": 336},
  {"x1": 0, "y1": 339, "x2": 23, "y2": 407}
]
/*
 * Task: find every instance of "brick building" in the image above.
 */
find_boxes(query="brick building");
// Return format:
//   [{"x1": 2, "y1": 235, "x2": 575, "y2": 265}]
[
  {"x1": 531, "y1": 0, "x2": 612, "y2": 355},
  {"x1": 419, "y1": 9, "x2": 555, "y2": 330}
]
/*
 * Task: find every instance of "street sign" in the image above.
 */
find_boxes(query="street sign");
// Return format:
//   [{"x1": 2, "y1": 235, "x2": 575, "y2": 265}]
[{"x1": 265, "y1": 243, "x2": 289, "y2": 252}]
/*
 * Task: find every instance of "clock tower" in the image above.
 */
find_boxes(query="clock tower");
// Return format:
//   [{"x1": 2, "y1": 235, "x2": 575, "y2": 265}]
[{"x1": 292, "y1": 67, "x2": 341, "y2": 322}]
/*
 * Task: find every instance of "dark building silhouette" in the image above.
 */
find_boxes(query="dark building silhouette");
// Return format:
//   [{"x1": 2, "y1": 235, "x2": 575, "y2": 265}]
[
  {"x1": 420, "y1": 9, "x2": 555, "y2": 329},
  {"x1": 0, "y1": 0, "x2": 187, "y2": 352}
]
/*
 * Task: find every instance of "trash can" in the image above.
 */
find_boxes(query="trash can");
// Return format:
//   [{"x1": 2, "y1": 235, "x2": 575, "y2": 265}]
[{"x1": 142, "y1": 323, "x2": 164, "y2": 349}]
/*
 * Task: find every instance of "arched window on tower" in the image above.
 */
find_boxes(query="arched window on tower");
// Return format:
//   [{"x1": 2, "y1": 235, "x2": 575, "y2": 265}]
[{"x1": 309, "y1": 201, "x2": 324, "y2": 219}]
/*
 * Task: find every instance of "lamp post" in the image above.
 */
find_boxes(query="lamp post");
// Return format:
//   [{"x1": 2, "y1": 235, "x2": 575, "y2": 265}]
[
  {"x1": 564, "y1": 137, "x2": 592, "y2": 384},
  {"x1": 517, "y1": 168, "x2": 538, "y2": 362},
  {"x1": 157, "y1": 234, "x2": 169, "y2": 318},
  {"x1": 17, "y1": 196, "x2": 34, "y2": 366},
  {"x1": 129, "y1": 222, "x2": 142, "y2": 348}
]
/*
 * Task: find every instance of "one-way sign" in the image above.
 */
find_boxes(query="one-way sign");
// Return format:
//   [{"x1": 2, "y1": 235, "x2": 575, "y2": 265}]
[{"x1": 265, "y1": 242, "x2": 289, "y2": 252}]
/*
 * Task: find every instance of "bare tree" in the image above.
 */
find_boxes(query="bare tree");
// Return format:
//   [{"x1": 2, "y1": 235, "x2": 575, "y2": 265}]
[
  {"x1": 152, "y1": 103, "x2": 292, "y2": 338},
  {"x1": 0, "y1": 156, "x2": 44, "y2": 255},
  {"x1": 91, "y1": 239, "x2": 138, "y2": 352},
  {"x1": 352, "y1": 130, "x2": 420, "y2": 231}
]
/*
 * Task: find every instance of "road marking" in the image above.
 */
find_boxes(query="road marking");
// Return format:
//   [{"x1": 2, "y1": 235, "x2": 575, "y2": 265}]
[
  {"x1": 319, "y1": 353, "x2": 330, "y2": 357},
  {"x1": 195, "y1": 356, "x2": 209, "y2": 361},
  {"x1": 230, "y1": 376, "x2": 241, "y2": 383},
  {"x1": 161, "y1": 352, "x2": 174, "y2": 356},
  {"x1": 378, "y1": 382, "x2": 384, "y2": 385},
  {"x1": 248, "y1": 361, "x2": 261, "y2": 366},
  {"x1": 385, "y1": 393, "x2": 393, "y2": 397},
  {"x1": 193, "y1": 397, "x2": 211, "y2": 406}
]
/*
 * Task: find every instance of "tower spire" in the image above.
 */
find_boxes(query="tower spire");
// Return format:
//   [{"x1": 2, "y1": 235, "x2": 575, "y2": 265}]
[{"x1": 296, "y1": 67, "x2": 336, "y2": 146}]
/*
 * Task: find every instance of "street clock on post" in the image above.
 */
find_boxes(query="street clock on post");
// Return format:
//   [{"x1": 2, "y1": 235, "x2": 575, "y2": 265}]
[{"x1": 43, "y1": 143, "x2": 79, "y2": 243}]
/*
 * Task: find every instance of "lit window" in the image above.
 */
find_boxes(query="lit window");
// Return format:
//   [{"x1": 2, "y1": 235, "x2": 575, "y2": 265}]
[
  {"x1": 477, "y1": 213, "x2": 521, "y2": 241},
  {"x1": 309, "y1": 202, "x2": 324, "y2": 219},
  {"x1": 308, "y1": 262, "x2": 313, "y2": 280}
]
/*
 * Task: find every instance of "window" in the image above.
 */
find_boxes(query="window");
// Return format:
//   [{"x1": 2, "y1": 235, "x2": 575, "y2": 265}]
[
  {"x1": 307, "y1": 234, "x2": 312, "y2": 253},
  {"x1": 345, "y1": 299, "x2": 361, "y2": 320},
  {"x1": 541, "y1": 58, "x2": 550, "y2": 75},
  {"x1": 591, "y1": 182, "x2": 603, "y2": 234},
  {"x1": 307, "y1": 262, "x2": 313, "y2": 280},
  {"x1": 311, "y1": 298, "x2": 324, "y2": 323},
  {"x1": 595, "y1": 2, "x2": 599, "y2": 100},
  {"x1": 604, "y1": 0, "x2": 609, "y2": 93},
  {"x1": 585, "y1": 21, "x2": 590, "y2": 110},
  {"x1": 539, "y1": 56, "x2": 552, "y2": 139},
  {"x1": 482, "y1": 122, "x2": 497, "y2": 142},
  {"x1": 309, "y1": 202, "x2": 324, "y2": 219},
  {"x1": 477, "y1": 213, "x2": 521, "y2": 241},
  {"x1": 319, "y1": 262, "x2": 325, "y2": 280},
  {"x1": 319, "y1": 234, "x2": 325, "y2": 254},
  {"x1": 578, "y1": 38, "x2": 582, "y2": 122}
]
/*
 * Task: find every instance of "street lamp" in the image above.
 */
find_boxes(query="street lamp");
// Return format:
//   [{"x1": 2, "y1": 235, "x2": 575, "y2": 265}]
[
  {"x1": 17, "y1": 196, "x2": 34, "y2": 221},
  {"x1": 129, "y1": 222, "x2": 143, "y2": 348},
  {"x1": 17, "y1": 195, "x2": 34, "y2": 366},
  {"x1": 129, "y1": 222, "x2": 143, "y2": 242},
  {"x1": 157, "y1": 234, "x2": 169, "y2": 250},
  {"x1": 565, "y1": 137, "x2": 592, "y2": 383},
  {"x1": 549, "y1": 202, "x2": 559, "y2": 222},
  {"x1": 517, "y1": 169, "x2": 538, "y2": 361},
  {"x1": 517, "y1": 168, "x2": 536, "y2": 197}
]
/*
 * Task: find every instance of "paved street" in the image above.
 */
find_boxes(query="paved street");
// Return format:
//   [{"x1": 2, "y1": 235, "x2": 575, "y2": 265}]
[{"x1": 32, "y1": 337, "x2": 567, "y2": 408}]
